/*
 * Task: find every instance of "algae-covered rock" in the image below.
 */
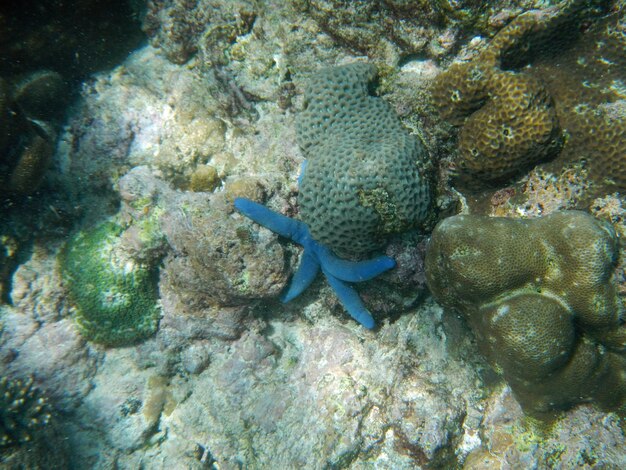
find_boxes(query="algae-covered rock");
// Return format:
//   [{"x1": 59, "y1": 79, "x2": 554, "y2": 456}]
[
  {"x1": 425, "y1": 210, "x2": 626, "y2": 414},
  {"x1": 118, "y1": 167, "x2": 287, "y2": 340},
  {"x1": 60, "y1": 221, "x2": 161, "y2": 346}
]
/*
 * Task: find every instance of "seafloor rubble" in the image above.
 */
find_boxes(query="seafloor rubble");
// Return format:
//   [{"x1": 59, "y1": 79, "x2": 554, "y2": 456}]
[{"x1": 1, "y1": 0, "x2": 625, "y2": 468}]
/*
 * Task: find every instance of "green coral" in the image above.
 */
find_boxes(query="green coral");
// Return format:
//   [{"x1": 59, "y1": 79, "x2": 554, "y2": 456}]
[
  {"x1": 425, "y1": 211, "x2": 626, "y2": 415},
  {"x1": 60, "y1": 221, "x2": 160, "y2": 346}
]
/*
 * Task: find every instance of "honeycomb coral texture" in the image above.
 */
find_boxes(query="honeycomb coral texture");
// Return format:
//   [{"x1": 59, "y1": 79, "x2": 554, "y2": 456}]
[
  {"x1": 432, "y1": 11, "x2": 564, "y2": 184},
  {"x1": 297, "y1": 63, "x2": 430, "y2": 258},
  {"x1": 425, "y1": 211, "x2": 626, "y2": 414}
]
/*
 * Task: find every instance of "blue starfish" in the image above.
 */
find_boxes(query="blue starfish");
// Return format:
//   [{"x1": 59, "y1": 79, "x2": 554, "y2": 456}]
[{"x1": 233, "y1": 197, "x2": 395, "y2": 329}]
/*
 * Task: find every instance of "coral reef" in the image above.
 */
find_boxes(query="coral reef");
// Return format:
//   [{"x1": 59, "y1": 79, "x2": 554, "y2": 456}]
[
  {"x1": 297, "y1": 63, "x2": 431, "y2": 258},
  {"x1": 293, "y1": 0, "x2": 520, "y2": 62},
  {"x1": 61, "y1": 47, "x2": 230, "y2": 209},
  {"x1": 431, "y1": 11, "x2": 567, "y2": 184},
  {"x1": 143, "y1": 0, "x2": 257, "y2": 65},
  {"x1": 159, "y1": 307, "x2": 482, "y2": 468},
  {"x1": 465, "y1": 387, "x2": 626, "y2": 468},
  {"x1": 456, "y1": 70, "x2": 562, "y2": 183},
  {"x1": 60, "y1": 221, "x2": 162, "y2": 346},
  {"x1": 0, "y1": 2, "x2": 143, "y2": 196},
  {"x1": 1, "y1": 0, "x2": 625, "y2": 467},
  {"x1": 489, "y1": 163, "x2": 590, "y2": 218},
  {"x1": 425, "y1": 211, "x2": 626, "y2": 414}
]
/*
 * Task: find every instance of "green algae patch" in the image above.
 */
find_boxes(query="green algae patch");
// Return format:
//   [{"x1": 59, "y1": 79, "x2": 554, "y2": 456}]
[{"x1": 60, "y1": 221, "x2": 160, "y2": 346}]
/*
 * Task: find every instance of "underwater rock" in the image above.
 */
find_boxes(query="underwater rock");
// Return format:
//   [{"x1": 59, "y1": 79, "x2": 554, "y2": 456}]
[
  {"x1": 181, "y1": 342, "x2": 211, "y2": 375},
  {"x1": 466, "y1": 387, "x2": 626, "y2": 468},
  {"x1": 1, "y1": 248, "x2": 99, "y2": 409},
  {"x1": 118, "y1": 167, "x2": 288, "y2": 340},
  {"x1": 294, "y1": 0, "x2": 502, "y2": 62},
  {"x1": 161, "y1": 310, "x2": 481, "y2": 468},
  {"x1": 143, "y1": 0, "x2": 257, "y2": 65},
  {"x1": 62, "y1": 47, "x2": 228, "y2": 208},
  {"x1": 425, "y1": 210, "x2": 626, "y2": 414}
]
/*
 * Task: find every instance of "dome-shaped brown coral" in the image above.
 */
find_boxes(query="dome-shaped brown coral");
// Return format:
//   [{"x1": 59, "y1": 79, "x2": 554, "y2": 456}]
[{"x1": 425, "y1": 211, "x2": 626, "y2": 415}]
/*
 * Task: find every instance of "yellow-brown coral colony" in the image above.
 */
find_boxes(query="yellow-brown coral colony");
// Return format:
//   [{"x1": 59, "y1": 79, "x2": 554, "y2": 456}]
[
  {"x1": 425, "y1": 211, "x2": 626, "y2": 415},
  {"x1": 456, "y1": 69, "x2": 561, "y2": 182},
  {"x1": 433, "y1": 3, "x2": 626, "y2": 191}
]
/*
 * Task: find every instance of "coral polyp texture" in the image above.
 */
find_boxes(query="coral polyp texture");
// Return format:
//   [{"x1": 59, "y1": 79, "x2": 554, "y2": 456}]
[
  {"x1": 432, "y1": 14, "x2": 564, "y2": 184},
  {"x1": 434, "y1": 2, "x2": 626, "y2": 191},
  {"x1": 425, "y1": 211, "x2": 626, "y2": 414},
  {"x1": 297, "y1": 63, "x2": 431, "y2": 258},
  {"x1": 0, "y1": 375, "x2": 68, "y2": 468},
  {"x1": 0, "y1": 376, "x2": 51, "y2": 448},
  {"x1": 60, "y1": 221, "x2": 161, "y2": 346}
]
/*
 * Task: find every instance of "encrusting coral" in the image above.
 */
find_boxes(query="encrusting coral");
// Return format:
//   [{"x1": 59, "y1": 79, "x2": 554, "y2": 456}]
[
  {"x1": 431, "y1": 9, "x2": 566, "y2": 184},
  {"x1": 425, "y1": 210, "x2": 626, "y2": 415}
]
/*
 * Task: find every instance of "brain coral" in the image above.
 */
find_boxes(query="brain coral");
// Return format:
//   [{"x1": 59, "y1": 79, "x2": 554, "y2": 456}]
[
  {"x1": 296, "y1": 63, "x2": 431, "y2": 258},
  {"x1": 425, "y1": 211, "x2": 626, "y2": 414},
  {"x1": 60, "y1": 221, "x2": 161, "y2": 346}
]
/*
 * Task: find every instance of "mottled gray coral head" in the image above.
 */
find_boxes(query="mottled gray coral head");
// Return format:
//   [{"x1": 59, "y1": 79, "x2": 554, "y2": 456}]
[{"x1": 296, "y1": 63, "x2": 431, "y2": 258}]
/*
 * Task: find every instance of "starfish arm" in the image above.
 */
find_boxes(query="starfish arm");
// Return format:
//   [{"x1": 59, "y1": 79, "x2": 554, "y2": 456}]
[
  {"x1": 323, "y1": 269, "x2": 375, "y2": 329},
  {"x1": 234, "y1": 198, "x2": 304, "y2": 239},
  {"x1": 316, "y1": 244, "x2": 396, "y2": 282},
  {"x1": 280, "y1": 250, "x2": 320, "y2": 303}
]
